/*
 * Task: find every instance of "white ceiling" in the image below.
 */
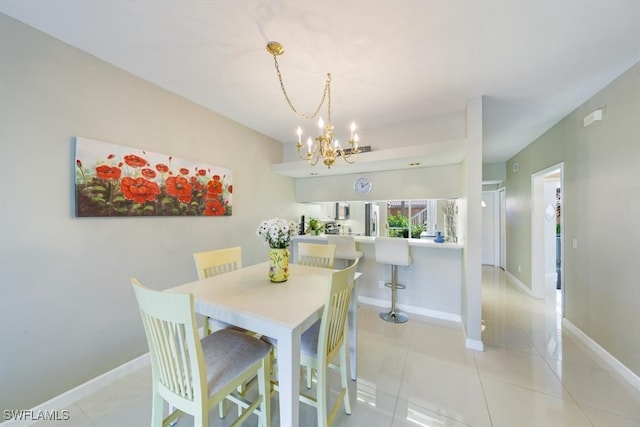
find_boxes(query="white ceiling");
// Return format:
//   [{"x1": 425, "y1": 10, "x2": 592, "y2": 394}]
[{"x1": 2, "y1": 1, "x2": 639, "y2": 171}]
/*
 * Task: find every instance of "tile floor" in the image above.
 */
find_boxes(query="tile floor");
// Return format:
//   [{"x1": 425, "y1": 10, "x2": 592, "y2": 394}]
[{"x1": 28, "y1": 266, "x2": 640, "y2": 426}]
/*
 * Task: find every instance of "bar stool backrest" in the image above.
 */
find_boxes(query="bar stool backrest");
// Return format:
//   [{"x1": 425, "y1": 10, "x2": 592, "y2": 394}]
[
  {"x1": 374, "y1": 237, "x2": 412, "y2": 266},
  {"x1": 327, "y1": 235, "x2": 361, "y2": 260}
]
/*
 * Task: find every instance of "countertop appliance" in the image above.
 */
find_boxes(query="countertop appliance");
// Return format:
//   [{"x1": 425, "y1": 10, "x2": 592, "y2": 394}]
[
  {"x1": 365, "y1": 203, "x2": 379, "y2": 237},
  {"x1": 324, "y1": 222, "x2": 341, "y2": 235}
]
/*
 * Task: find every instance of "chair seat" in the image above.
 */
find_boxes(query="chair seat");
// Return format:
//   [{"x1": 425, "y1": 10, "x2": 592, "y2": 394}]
[{"x1": 203, "y1": 329, "x2": 272, "y2": 396}]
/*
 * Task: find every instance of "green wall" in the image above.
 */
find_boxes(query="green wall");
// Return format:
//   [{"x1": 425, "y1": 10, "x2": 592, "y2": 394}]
[{"x1": 505, "y1": 62, "x2": 640, "y2": 376}]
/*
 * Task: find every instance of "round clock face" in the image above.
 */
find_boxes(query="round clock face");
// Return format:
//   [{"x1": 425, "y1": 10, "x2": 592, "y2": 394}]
[{"x1": 354, "y1": 177, "x2": 372, "y2": 194}]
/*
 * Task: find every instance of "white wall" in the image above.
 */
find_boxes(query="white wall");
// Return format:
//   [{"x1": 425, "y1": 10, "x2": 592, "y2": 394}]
[
  {"x1": 0, "y1": 15, "x2": 299, "y2": 412},
  {"x1": 461, "y1": 97, "x2": 484, "y2": 351},
  {"x1": 481, "y1": 191, "x2": 496, "y2": 265},
  {"x1": 295, "y1": 164, "x2": 463, "y2": 203}
]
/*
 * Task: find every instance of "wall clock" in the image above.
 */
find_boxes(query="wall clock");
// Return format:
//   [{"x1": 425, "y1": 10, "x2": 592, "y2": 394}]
[{"x1": 354, "y1": 177, "x2": 372, "y2": 194}]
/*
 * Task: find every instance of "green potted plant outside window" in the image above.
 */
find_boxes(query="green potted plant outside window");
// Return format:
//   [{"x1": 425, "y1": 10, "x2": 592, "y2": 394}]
[
  {"x1": 388, "y1": 212, "x2": 409, "y2": 238},
  {"x1": 411, "y1": 224, "x2": 424, "y2": 238}
]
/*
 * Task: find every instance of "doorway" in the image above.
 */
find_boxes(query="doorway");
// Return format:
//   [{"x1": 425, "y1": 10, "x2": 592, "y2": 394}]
[{"x1": 531, "y1": 164, "x2": 564, "y2": 312}]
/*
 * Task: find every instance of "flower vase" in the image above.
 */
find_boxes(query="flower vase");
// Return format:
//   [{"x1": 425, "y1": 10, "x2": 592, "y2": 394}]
[{"x1": 268, "y1": 248, "x2": 289, "y2": 283}]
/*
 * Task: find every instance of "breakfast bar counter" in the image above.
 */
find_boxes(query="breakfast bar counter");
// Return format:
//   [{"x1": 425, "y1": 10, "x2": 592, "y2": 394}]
[{"x1": 292, "y1": 235, "x2": 464, "y2": 322}]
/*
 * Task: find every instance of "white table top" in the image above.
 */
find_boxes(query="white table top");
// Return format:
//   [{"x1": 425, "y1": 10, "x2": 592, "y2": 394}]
[{"x1": 167, "y1": 262, "x2": 334, "y2": 334}]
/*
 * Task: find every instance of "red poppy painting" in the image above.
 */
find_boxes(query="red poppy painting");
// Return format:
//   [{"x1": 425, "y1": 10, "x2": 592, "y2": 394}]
[{"x1": 74, "y1": 137, "x2": 232, "y2": 217}]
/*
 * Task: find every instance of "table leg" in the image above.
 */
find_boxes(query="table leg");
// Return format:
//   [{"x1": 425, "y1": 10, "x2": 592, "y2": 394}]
[{"x1": 277, "y1": 330, "x2": 301, "y2": 427}]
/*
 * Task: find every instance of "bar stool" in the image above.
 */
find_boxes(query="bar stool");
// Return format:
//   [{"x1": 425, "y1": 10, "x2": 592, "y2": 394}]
[
  {"x1": 327, "y1": 235, "x2": 363, "y2": 269},
  {"x1": 375, "y1": 237, "x2": 412, "y2": 323}
]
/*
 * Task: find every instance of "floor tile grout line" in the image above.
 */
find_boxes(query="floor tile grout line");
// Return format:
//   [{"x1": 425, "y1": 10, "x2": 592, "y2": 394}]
[
  {"x1": 576, "y1": 400, "x2": 640, "y2": 425},
  {"x1": 392, "y1": 320, "x2": 412, "y2": 427},
  {"x1": 472, "y1": 349, "x2": 495, "y2": 427}
]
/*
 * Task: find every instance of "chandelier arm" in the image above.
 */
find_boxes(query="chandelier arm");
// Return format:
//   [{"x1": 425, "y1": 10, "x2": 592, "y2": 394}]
[
  {"x1": 340, "y1": 151, "x2": 359, "y2": 164},
  {"x1": 297, "y1": 149, "x2": 314, "y2": 161},
  {"x1": 272, "y1": 55, "x2": 330, "y2": 120},
  {"x1": 297, "y1": 139, "x2": 320, "y2": 161}
]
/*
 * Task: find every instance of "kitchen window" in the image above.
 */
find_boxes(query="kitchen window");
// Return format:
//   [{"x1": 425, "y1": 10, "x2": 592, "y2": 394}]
[{"x1": 386, "y1": 199, "x2": 437, "y2": 238}]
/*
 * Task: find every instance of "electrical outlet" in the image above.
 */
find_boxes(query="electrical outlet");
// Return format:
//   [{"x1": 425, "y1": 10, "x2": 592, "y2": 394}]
[{"x1": 518, "y1": 265, "x2": 522, "y2": 273}]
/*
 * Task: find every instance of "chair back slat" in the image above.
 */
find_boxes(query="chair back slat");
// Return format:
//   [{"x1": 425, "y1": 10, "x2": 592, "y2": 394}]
[
  {"x1": 325, "y1": 283, "x2": 350, "y2": 356},
  {"x1": 298, "y1": 243, "x2": 336, "y2": 269},
  {"x1": 317, "y1": 259, "x2": 358, "y2": 364},
  {"x1": 147, "y1": 315, "x2": 194, "y2": 399},
  {"x1": 194, "y1": 247, "x2": 242, "y2": 279},
  {"x1": 132, "y1": 279, "x2": 205, "y2": 404}
]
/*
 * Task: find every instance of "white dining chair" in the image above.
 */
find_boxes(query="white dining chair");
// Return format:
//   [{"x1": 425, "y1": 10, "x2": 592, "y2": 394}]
[
  {"x1": 194, "y1": 246, "x2": 241, "y2": 279},
  {"x1": 193, "y1": 247, "x2": 242, "y2": 335},
  {"x1": 299, "y1": 259, "x2": 358, "y2": 427},
  {"x1": 193, "y1": 246, "x2": 263, "y2": 419},
  {"x1": 293, "y1": 242, "x2": 338, "y2": 391},
  {"x1": 297, "y1": 243, "x2": 336, "y2": 269},
  {"x1": 131, "y1": 279, "x2": 272, "y2": 427}
]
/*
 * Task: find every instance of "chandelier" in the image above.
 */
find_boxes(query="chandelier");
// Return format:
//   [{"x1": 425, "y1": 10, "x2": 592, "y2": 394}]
[{"x1": 266, "y1": 41, "x2": 361, "y2": 168}]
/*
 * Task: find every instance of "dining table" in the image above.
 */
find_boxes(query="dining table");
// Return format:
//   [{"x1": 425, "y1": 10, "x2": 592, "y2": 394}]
[{"x1": 165, "y1": 261, "x2": 360, "y2": 427}]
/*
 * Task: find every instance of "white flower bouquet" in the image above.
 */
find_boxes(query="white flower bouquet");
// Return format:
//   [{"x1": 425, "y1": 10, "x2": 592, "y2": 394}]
[{"x1": 256, "y1": 218, "x2": 298, "y2": 249}]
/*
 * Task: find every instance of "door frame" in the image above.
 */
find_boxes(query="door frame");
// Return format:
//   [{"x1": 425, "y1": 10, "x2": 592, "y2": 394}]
[
  {"x1": 531, "y1": 163, "x2": 564, "y2": 304},
  {"x1": 497, "y1": 187, "x2": 506, "y2": 269}
]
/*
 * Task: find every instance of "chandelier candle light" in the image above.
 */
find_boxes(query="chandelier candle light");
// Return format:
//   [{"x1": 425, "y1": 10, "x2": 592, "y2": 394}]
[{"x1": 266, "y1": 41, "x2": 361, "y2": 168}]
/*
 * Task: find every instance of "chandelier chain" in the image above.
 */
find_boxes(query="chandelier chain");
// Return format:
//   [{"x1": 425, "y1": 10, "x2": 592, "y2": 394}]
[
  {"x1": 272, "y1": 54, "x2": 330, "y2": 120},
  {"x1": 266, "y1": 41, "x2": 360, "y2": 169}
]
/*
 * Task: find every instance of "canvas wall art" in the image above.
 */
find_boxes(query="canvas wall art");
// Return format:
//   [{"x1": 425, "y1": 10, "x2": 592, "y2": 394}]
[{"x1": 74, "y1": 137, "x2": 232, "y2": 217}]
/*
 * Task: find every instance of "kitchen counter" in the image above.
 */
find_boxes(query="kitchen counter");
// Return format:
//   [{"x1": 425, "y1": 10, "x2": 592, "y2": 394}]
[
  {"x1": 292, "y1": 235, "x2": 464, "y2": 322},
  {"x1": 294, "y1": 234, "x2": 463, "y2": 248}
]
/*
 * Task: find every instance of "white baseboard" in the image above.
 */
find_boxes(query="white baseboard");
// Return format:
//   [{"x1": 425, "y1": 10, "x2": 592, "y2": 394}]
[
  {"x1": 0, "y1": 354, "x2": 150, "y2": 426},
  {"x1": 358, "y1": 296, "x2": 462, "y2": 323},
  {"x1": 357, "y1": 297, "x2": 484, "y2": 352},
  {"x1": 563, "y1": 318, "x2": 640, "y2": 392},
  {"x1": 505, "y1": 270, "x2": 540, "y2": 298},
  {"x1": 1, "y1": 326, "x2": 208, "y2": 426},
  {"x1": 465, "y1": 338, "x2": 484, "y2": 352}
]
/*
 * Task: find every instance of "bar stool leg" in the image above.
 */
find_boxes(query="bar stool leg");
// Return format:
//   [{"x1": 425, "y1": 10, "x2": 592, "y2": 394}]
[{"x1": 380, "y1": 264, "x2": 408, "y2": 323}]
